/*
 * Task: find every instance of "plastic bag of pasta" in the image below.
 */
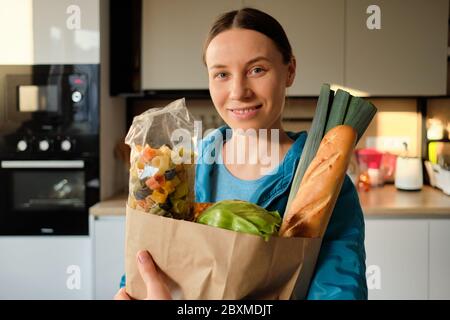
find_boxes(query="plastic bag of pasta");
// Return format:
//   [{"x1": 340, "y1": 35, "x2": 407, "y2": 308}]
[{"x1": 124, "y1": 98, "x2": 196, "y2": 220}]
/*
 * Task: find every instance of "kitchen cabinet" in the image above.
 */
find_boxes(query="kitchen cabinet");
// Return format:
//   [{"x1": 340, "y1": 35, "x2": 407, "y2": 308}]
[
  {"x1": 93, "y1": 216, "x2": 125, "y2": 299},
  {"x1": 364, "y1": 219, "x2": 428, "y2": 299},
  {"x1": 141, "y1": 0, "x2": 346, "y2": 94},
  {"x1": 429, "y1": 220, "x2": 450, "y2": 299},
  {"x1": 128, "y1": 0, "x2": 448, "y2": 95},
  {"x1": 0, "y1": 0, "x2": 99, "y2": 64},
  {"x1": 243, "y1": 0, "x2": 345, "y2": 96},
  {"x1": 0, "y1": 236, "x2": 93, "y2": 299},
  {"x1": 141, "y1": 0, "x2": 242, "y2": 90},
  {"x1": 345, "y1": 0, "x2": 448, "y2": 96}
]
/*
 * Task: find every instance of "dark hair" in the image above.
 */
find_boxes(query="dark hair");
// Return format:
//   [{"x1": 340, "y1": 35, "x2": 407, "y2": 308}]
[{"x1": 202, "y1": 7, "x2": 293, "y2": 65}]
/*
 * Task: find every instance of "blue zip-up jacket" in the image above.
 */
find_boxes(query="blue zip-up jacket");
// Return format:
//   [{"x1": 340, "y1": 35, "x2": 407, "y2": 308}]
[{"x1": 195, "y1": 126, "x2": 368, "y2": 300}]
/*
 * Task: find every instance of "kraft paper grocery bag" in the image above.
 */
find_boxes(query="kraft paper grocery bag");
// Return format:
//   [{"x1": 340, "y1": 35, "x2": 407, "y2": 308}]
[
  {"x1": 123, "y1": 98, "x2": 323, "y2": 300},
  {"x1": 125, "y1": 206, "x2": 322, "y2": 300}
]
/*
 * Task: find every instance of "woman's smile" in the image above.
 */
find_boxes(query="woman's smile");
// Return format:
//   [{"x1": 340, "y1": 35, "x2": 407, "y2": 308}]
[{"x1": 227, "y1": 104, "x2": 263, "y2": 120}]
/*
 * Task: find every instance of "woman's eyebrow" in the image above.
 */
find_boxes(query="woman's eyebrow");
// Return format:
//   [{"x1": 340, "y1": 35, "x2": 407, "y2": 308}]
[
  {"x1": 209, "y1": 64, "x2": 227, "y2": 70},
  {"x1": 245, "y1": 56, "x2": 271, "y2": 66},
  {"x1": 208, "y1": 56, "x2": 271, "y2": 70}
]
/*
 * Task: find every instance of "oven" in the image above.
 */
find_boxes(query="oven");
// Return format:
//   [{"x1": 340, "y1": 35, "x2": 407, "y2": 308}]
[{"x1": 0, "y1": 158, "x2": 98, "y2": 235}]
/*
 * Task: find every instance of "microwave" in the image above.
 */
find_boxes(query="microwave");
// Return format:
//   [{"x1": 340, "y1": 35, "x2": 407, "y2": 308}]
[
  {"x1": 0, "y1": 64, "x2": 99, "y2": 137},
  {"x1": 0, "y1": 64, "x2": 99, "y2": 157}
]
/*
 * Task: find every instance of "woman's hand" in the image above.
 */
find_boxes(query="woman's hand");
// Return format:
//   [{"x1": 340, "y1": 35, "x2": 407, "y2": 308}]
[{"x1": 114, "y1": 250, "x2": 172, "y2": 300}]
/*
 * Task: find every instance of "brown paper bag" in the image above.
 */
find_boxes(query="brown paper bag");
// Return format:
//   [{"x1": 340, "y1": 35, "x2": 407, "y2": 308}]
[{"x1": 125, "y1": 206, "x2": 322, "y2": 300}]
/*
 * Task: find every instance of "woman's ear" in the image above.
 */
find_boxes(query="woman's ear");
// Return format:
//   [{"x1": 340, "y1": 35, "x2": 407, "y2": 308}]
[{"x1": 286, "y1": 56, "x2": 296, "y2": 87}]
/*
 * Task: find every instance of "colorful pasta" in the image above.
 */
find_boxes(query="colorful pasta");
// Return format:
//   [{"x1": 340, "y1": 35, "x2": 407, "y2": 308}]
[{"x1": 128, "y1": 143, "x2": 194, "y2": 220}]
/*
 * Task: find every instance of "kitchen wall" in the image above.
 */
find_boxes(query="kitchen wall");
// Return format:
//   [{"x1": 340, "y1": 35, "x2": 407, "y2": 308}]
[
  {"x1": 362, "y1": 98, "x2": 422, "y2": 156},
  {"x1": 284, "y1": 98, "x2": 422, "y2": 157}
]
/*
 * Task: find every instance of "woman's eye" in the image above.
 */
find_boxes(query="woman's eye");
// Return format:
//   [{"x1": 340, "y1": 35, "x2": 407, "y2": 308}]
[
  {"x1": 214, "y1": 72, "x2": 228, "y2": 79},
  {"x1": 250, "y1": 67, "x2": 265, "y2": 76}
]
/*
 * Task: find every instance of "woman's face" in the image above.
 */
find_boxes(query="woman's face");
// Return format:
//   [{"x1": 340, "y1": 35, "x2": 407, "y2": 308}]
[{"x1": 205, "y1": 28, "x2": 295, "y2": 131}]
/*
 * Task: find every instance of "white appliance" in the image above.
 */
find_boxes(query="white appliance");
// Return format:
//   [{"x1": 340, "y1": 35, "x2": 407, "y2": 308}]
[{"x1": 395, "y1": 157, "x2": 423, "y2": 191}]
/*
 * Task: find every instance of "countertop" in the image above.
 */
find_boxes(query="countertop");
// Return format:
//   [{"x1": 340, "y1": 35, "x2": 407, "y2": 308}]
[
  {"x1": 90, "y1": 193, "x2": 128, "y2": 217},
  {"x1": 358, "y1": 185, "x2": 450, "y2": 218},
  {"x1": 89, "y1": 185, "x2": 450, "y2": 218}
]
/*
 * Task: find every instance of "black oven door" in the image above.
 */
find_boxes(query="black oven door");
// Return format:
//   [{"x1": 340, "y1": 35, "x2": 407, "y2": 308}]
[{"x1": 0, "y1": 160, "x2": 89, "y2": 235}]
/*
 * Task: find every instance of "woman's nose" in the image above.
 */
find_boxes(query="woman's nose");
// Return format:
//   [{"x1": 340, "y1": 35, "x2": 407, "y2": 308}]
[{"x1": 229, "y1": 76, "x2": 252, "y2": 100}]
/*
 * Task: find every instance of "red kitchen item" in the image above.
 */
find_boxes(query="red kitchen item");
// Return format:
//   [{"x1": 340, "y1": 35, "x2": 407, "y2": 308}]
[
  {"x1": 355, "y1": 148, "x2": 383, "y2": 169},
  {"x1": 381, "y1": 152, "x2": 397, "y2": 183},
  {"x1": 355, "y1": 149, "x2": 384, "y2": 188}
]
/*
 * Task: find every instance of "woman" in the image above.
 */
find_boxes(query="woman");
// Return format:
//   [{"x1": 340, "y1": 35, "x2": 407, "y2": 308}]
[{"x1": 116, "y1": 7, "x2": 367, "y2": 300}]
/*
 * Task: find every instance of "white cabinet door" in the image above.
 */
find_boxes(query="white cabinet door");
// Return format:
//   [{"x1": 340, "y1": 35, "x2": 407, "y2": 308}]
[
  {"x1": 93, "y1": 216, "x2": 126, "y2": 299},
  {"x1": 32, "y1": 0, "x2": 100, "y2": 64},
  {"x1": 0, "y1": 236, "x2": 93, "y2": 299},
  {"x1": 244, "y1": 0, "x2": 345, "y2": 96},
  {"x1": 0, "y1": 0, "x2": 100, "y2": 64},
  {"x1": 141, "y1": 0, "x2": 242, "y2": 90},
  {"x1": 429, "y1": 220, "x2": 450, "y2": 299},
  {"x1": 365, "y1": 219, "x2": 428, "y2": 299},
  {"x1": 345, "y1": 0, "x2": 448, "y2": 96}
]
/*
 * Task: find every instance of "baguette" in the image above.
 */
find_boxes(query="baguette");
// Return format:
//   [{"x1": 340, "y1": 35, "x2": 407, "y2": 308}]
[{"x1": 279, "y1": 125, "x2": 357, "y2": 238}]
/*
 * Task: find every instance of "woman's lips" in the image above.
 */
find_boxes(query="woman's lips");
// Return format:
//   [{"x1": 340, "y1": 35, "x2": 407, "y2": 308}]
[{"x1": 228, "y1": 105, "x2": 262, "y2": 120}]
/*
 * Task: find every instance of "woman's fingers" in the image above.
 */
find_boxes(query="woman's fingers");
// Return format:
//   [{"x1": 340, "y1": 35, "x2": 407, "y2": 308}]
[
  {"x1": 114, "y1": 287, "x2": 131, "y2": 300},
  {"x1": 113, "y1": 251, "x2": 172, "y2": 301},
  {"x1": 136, "y1": 250, "x2": 172, "y2": 300}
]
